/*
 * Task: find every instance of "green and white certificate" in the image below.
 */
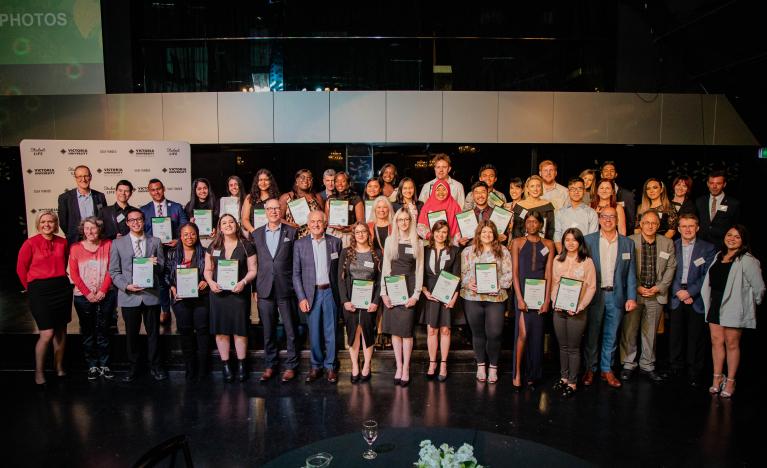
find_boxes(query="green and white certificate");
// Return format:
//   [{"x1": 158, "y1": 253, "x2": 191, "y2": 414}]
[
  {"x1": 364, "y1": 200, "x2": 375, "y2": 223},
  {"x1": 252, "y1": 209, "x2": 267, "y2": 229},
  {"x1": 475, "y1": 263, "x2": 499, "y2": 294},
  {"x1": 524, "y1": 279, "x2": 547, "y2": 310},
  {"x1": 328, "y1": 199, "x2": 349, "y2": 226},
  {"x1": 488, "y1": 191, "x2": 505, "y2": 207},
  {"x1": 432, "y1": 270, "x2": 460, "y2": 304},
  {"x1": 152, "y1": 217, "x2": 172, "y2": 243},
  {"x1": 385, "y1": 275, "x2": 409, "y2": 306},
  {"x1": 287, "y1": 197, "x2": 311, "y2": 226},
  {"x1": 427, "y1": 210, "x2": 447, "y2": 229},
  {"x1": 456, "y1": 210, "x2": 478, "y2": 239},
  {"x1": 220, "y1": 197, "x2": 240, "y2": 218},
  {"x1": 351, "y1": 279, "x2": 374, "y2": 309},
  {"x1": 132, "y1": 257, "x2": 154, "y2": 288},
  {"x1": 193, "y1": 209, "x2": 212, "y2": 236},
  {"x1": 554, "y1": 277, "x2": 583, "y2": 313},
  {"x1": 217, "y1": 259, "x2": 239, "y2": 291},
  {"x1": 489, "y1": 206, "x2": 513, "y2": 233},
  {"x1": 176, "y1": 267, "x2": 199, "y2": 298}
]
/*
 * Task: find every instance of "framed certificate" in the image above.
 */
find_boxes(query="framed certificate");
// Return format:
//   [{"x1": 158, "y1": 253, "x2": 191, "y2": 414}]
[
  {"x1": 364, "y1": 200, "x2": 375, "y2": 223},
  {"x1": 523, "y1": 279, "x2": 547, "y2": 310},
  {"x1": 217, "y1": 259, "x2": 239, "y2": 291},
  {"x1": 193, "y1": 209, "x2": 212, "y2": 236},
  {"x1": 427, "y1": 210, "x2": 447, "y2": 229},
  {"x1": 488, "y1": 191, "x2": 504, "y2": 207},
  {"x1": 151, "y1": 217, "x2": 172, "y2": 243},
  {"x1": 328, "y1": 199, "x2": 349, "y2": 226},
  {"x1": 554, "y1": 277, "x2": 584, "y2": 313},
  {"x1": 432, "y1": 270, "x2": 460, "y2": 304},
  {"x1": 489, "y1": 206, "x2": 512, "y2": 234},
  {"x1": 456, "y1": 210, "x2": 479, "y2": 239},
  {"x1": 475, "y1": 263, "x2": 499, "y2": 294},
  {"x1": 351, "y1": 279, "x2": 374, "y2": 309},
  {"x1": 385, "y1": 275, "x2": 409, "y2": 306},
  {"x1": 287, "y1": 197, "x2": 311, "y2": 226},
  {"x1": 176, "y1": 267, "x2": 199, "y2": 298},
  {"x1": 252, "y1": 209, "x2": 267, "y2": 230},
  {"x1": 132, "y1": 257, "x2": 154, "y2": 288}
]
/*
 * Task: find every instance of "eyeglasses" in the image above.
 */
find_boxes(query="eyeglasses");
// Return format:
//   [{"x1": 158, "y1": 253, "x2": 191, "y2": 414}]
[
  {"x1": 641, "y1": 221, "x2": 660, "y2": 226},
  {"x1": 75, "y1": 175, "x2": 91, "y2": 180},
  {"x1": 568, "y1": 187, "x2": 584, "y2": 192},
  {"x1": 126, "y1": 218, "x2": 143, "y2": 223},
  {"x1": 265, "y1": 207, "x2": 280, "y2": 211}
]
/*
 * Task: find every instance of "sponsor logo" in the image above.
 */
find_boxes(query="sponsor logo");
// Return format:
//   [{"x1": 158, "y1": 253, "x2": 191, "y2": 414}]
[
  {"x1": 28, "y1": 168, "x2": 55, "y2": 175},
  {"x1": 60, "y1": 148, "x2": 88, "y2": 156},
  {"x1": 162, "y1": 167, "x2": 187, "y2": 174},
  {"x1": 130, "y1": 148, "x2": 155, "y2": 157},
  {"x1": 166, "y1": 147, "x2": 181, "y2": 156},
  {"x1": 104, "y1": 185, "x2": 116, "y2": 195},
  {"x1": 30, "y1": 208, "x2": 58, "y2": 214},
  {"x1": 97, "y1": 168, "x2": 124, "y2": 175},
  {"x1": 137, "y1": 187, "x2": 149, "y2": 193},
  {"x1": 99, "y1": 148, "x2": 118, "y2": 154},
  {"x1": 30, "y1": 147, "x2": 46, "y2": 156},
  {"x1": 134, "y1": 168, "x2": 151, "y2": 173},
  {"x1": 33, "y1": 189, "x2": 52, "y2": 194}
]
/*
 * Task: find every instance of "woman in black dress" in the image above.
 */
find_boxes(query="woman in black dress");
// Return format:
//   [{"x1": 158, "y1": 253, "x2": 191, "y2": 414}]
[
  {"x1": 338, "y1": 222, "x2": 381, "y2": 383},
  {"x1": 326, "y1": 171, "x2": 365, "y2": 247},
  {"x1": 242, "y1": 169, "x2": 280, "y2": 235},
  {"x1": 420, "y1": 220, "x2": 461, "y2": 381},
  {"x1": 184, "y1": 178, "x2": 219, "y2": 239},
  {"x1": 204, "y1": 214, "x2": 256, "y2": 382}
]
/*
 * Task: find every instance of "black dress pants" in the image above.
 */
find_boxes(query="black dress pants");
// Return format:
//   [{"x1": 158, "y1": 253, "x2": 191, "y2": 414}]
[
  {"x1": 669, "y1": 303, "x2": 706, "y2": 377},
  {"x1": 122, "y1": 303, "x2": 161, "y2": 370},
  {"x1": 259, "y1": 295, "x2": 299, "y2": 370}
]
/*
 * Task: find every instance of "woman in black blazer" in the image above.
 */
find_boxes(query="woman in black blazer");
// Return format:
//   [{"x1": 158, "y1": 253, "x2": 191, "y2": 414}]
[{"x1": 419, "y1": 220, "x2": 462, "y2": 381}]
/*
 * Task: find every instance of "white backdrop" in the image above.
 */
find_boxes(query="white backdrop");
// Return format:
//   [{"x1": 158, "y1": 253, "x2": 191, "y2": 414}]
[{"x1": 20, "y1": 139, "x2": 191, "y2": 237}]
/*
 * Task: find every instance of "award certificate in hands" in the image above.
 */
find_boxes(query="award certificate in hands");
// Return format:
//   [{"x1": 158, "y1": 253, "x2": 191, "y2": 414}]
[
  {"x1": 456, "y1": 210, "x2": 479, "y2": 239},
  {"x1": 252, "y1": 209, "x2": 267, "y2": 230},
  {"x1": 328, "y1": 200, "x2": 349, "y2": 226},
  {"x1": 427, "y1": 210, "x2": 447, "y2": 229},
  {"x1": 287, "y1": 198, "x2": 311, "y2": 226},
  {"x1": 152, "y1": 217, "x2": 172, "y2": 243},
  {"x1": 489, "y1": 206, "x2": 513, "y2": 233},
  {"x1": 385, "y1": 275, "x2": 409, "y2": 306},
  {"x1": 220, "y1": 197, "x2": 240, "y2": 218},
  {"x1": 475, "y1": 263, "x2": 499, "y2": 294},
  {"x1": 523, "y1": 279, "x2": 547, "y2": 310},
  {"x1": 432, "y1": 270, "x2": 460, "y2": 304},
  {"x1": 488, "y1": 191, "x2": 505, "y2": 207},
  {"x1": 193, "y1": 210, "x2": 212, "y2": 236},
  {"x1": 217, "y1": 259, "x2": 239, "y2": 291},
  {"x1": 351, "y1": 279, "x2": 374, "y2": 309},
  {"x1": 132, "y1": 257, "x2": 154, "y2": 288},
  {"x1": 364, "y1": 200, "x2": 375, "y2": 223},
  {"x1": 176, "y1": 267, "x2": 199, "y2": 298},
  {"x1": 554, "y1": 277, "x2": 583, "y2": 313}
]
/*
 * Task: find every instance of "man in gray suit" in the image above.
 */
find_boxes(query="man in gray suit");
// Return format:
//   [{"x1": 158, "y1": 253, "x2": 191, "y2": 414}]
[
  {"x1": 620, "y1": 210, "x2": 677, "y2": 382},
  {"x1": 109, "y1": 207, "x2": 167, "y2": 382}
]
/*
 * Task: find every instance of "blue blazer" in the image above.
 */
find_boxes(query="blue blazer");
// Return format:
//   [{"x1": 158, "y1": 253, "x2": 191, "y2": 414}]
[
  {"x1": 140, "y1": 199, "x2": 188, "y2": 240},
  {"x1": 584, "y1": 231, "x2": 637, "y2": 307},
  {"x1": 292, "y1": 234, "x2": 342, "y2": 309},
  {"x1": 670, "y1": 238, "x2": 716, "y2": 314},
  {"x1": 252, "y1": 224, "x2": 298, "y2": 299}
]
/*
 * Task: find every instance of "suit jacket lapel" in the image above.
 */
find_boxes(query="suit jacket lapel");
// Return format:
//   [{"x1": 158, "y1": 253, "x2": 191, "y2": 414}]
[{"x1": 272, "y1": 225, "x2": 285, "y2": 259}]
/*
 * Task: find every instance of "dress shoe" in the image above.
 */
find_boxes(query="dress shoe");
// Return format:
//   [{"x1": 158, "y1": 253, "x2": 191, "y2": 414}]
[
  {"x1": 123, "y1": 368, "x2": 139, "y2": 383},
  {"x1": 360, "y1": 371, "x2": 372, "y2": 383},
  {"x1": 640, "y1": 369, "x2": 666, "y2": 382},
  {"x1": 350, "y1": 373, "x2": 360, "y2": 383},
  {"x1": 260, "y1": 368, "x2": 275, "y2": 383},
  {"x1": 582, "y1": 370, "x2": 594, "y2": 386},
  {"x1": 222, "y1": 360, "x2": 233, "y2": 383},
  {"x1": 305, "y1": 368, "x2": 322, "y2": 383},
  {"x1": 151, "y1": 367, "x2": 168, "y2": 381},
  {"x1": 601, "y1": 371, "x2": 622, "y2": 388},
  {"x1": 237, "y1": 360, "x2": 248, "y2": 382},
  {"x1": 281, "y1": 369, "x2": 296, "y2": 383},
  {"x1": 620, "y1": 368, "x2": 634, "y2": 381},
  {"x1": 327, "y1": 369, "x2": 338, "y2": 384}
]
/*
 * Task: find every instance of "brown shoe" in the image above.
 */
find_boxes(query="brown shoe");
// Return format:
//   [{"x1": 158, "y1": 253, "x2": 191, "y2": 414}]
[
  {"x1": 281, "y1": 369, "x2": 296, "y2": 382},
  {"x1": 327, "y1": 369, "x2": 338, "y2": 384},
  {"x1": 259, "y1": 368, "x2": 274, "y2": 383},
  {"x1": 583, "y1": 370, "x2": 594, "y2": 386},
  {"x1": 601, "y1": 371, "x2": 622, "y2": 388},
  {"x1": 305, "y1": 368, "x2": 322, "y2": 383}
]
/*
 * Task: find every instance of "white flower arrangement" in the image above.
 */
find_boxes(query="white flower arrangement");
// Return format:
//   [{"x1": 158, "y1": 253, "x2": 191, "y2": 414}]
[{"x1": 415, "y1": 439, "x2": 484, "y2": 468}]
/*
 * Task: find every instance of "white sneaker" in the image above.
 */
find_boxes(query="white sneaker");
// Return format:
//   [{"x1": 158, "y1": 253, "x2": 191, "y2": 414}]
[
  {"x1": 87, "y1": 367, "x2": 100, "y2": 380},
  {"x1": 100, "y1": 367, "x2": 115, "y2": 380}
]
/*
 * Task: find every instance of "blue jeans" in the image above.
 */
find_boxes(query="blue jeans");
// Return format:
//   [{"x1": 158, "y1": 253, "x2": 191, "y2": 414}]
[
  {"x1": 307, "y1": 288, "x2": 338, "y2": 370},
  {"x1": 584, "y1": 290, "x2": 625, "y2": 373},
  {"x1": 600, "y1": 292, "x2": 624, "y2": 372}
]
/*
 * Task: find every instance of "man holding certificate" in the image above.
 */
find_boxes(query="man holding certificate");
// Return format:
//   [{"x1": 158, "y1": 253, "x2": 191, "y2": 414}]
[
  {"x1": 108, "y1": 208, "x2": 166, "y2": 382},
  {"x1": 463, "y1": 164, "x2": 507, "y2": 210},
  {"x1": 456, "y1": 182, "x2": 492, "y2": 247}
]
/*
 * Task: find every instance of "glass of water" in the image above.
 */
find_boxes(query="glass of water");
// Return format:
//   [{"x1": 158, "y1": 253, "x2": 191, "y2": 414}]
[
  {"x1": 361, "y1": 419, "x2": 378, "y2": 460},
  {"x1": 305, "y1": 452, "x2": 333, "y2": 468}
]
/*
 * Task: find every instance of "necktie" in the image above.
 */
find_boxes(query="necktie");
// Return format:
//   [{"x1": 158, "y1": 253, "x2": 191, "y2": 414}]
[
  {"x1": 710, "y1": 197, "x2": 717, "y2": 221},
  {"x1": 157, "y1": 204, "x2": 164, "y2": 217},
  {"x1": 134, "y1": 239, "x2": 143, "y2": 257}
]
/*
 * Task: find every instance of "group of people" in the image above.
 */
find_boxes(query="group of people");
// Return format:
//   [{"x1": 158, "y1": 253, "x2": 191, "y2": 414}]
[{"x1": 16, "y1": 156, "x2": 764, "y2": 399}]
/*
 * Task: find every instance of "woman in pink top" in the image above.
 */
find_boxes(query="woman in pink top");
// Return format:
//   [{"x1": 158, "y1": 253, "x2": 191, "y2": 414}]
[
  {"x1": 551, "y1": 227, "x2": 597, "y2": 397},
  {"x1": 69, "y1": 217, "x2": 116, "y2": 381}
]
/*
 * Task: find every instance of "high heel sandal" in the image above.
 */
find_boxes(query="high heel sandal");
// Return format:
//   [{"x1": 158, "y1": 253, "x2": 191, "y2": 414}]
[
  {"x1": 709, "y1": 373, "x2": 725, "y2": 394},
  {"x1": 553, "y1": 379, "x2": 568, "y2": 392},
  {"x1": 720, "y1": 378, "x2": 736, "y2": 398},
  {"x1": 488, "y1": 365, "x2": 498, "y2": 384},
  {"x1": 438, "y1": 361, "x2": 448, "y2": 382},
  {"x1": 426, "y1": 360, "x2": 437, "y2": 380},
  {"x1": 476, "y1": 363, "x2": 487, "y2": 383}
]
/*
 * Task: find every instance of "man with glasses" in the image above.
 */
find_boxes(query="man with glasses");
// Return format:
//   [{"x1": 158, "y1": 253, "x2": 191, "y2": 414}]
[
  {"x1": 583, "y1": 206, "x2": 637, "y2": 388},
  {"x1": 620, "y1": 210, "x2": 676, "y2": 382},
  {"x1": 539, "y1": 160, "x2": 569, "y2": 209},
  {"x1": 252, "y1": 198, "x2": 300, "y2": 383},
  {"x1": 109, "y1": 208, "x2": 166, "y2": 382},
  {"x1": 57, "y1": 165, "x2": 107, "y2": 244},
  {"x1": 600, "y1": 161, "x2": 636, "y2": 228},
  {"x1": 554, "y1": 177, "x2": 599, "y2": 253}
]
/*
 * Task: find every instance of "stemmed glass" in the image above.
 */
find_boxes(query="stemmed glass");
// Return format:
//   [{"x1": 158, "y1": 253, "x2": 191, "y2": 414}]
[{"x1": 361, "y1": 419, "x2": 378, "y2": 460}]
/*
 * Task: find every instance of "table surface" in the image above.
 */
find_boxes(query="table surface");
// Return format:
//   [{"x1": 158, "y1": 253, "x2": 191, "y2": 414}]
[{"x1": 263, "y1": 427, "x2": 593, "y2": 467}]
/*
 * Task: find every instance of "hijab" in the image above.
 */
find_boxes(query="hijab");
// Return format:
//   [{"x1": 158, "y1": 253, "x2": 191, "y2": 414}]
[{"x1": 417, "y1": 179, "x2": 461, "y2": 239}]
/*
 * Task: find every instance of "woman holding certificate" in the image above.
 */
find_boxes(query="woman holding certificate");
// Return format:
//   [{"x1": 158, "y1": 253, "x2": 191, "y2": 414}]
[
  {"x1": 416, "y1": 180, "x2": 461, "y2": 243},
  {"x1": 326, "y1": 171, "x2": 364, "y2": 248},
  {"x1": 460, "y1": 220, "x2": 513, "y2": 384},
  {"x1": 279, "y1": 169, "x2": 325, "y2": 239},
  {"x1": 551, "y1": 228, "x2": 597, "y2": 397},
  {"x1": 338, "y1": 222, "x2": 381, "y2": 383},
  {"x1": 204, "y1": 214, "x2": 257, "y2": 382},
  {"x1": 166, "y1": 223, "x2": 210, "y2": 381},
  {"x1": 510, "y1": 176, "x2": 555, "y2": 240},
  {"x1": 184, "y1": 178, "x2": 219, "y2": 240},
  {"x1": 380, "y1": 208, "x2": 424, "y2": 386},
  {"x1": 511, "y1": 211, "x2": 555, "y2": 389},
  {"x1": 219, "y1": 175, "x2": 245, "y2": 223},
  {"x1": 420, "y1": 220, "x2": 462, "y2": 381},
  {"x1": 241, "y1": 169, "x2": 280, "y2": 234}
]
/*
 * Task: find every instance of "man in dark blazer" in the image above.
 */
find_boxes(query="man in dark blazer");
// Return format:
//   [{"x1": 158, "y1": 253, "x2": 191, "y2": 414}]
[
  {"x1": 695, "y1": 170, "x2": 740, "y2": 246},
  {"x1": 57, "y1": 165, "x2": 107, "y2": 244},
  {"x1": 583, "y1": 206, "x2": 638, "y2": 389},
  {"x1": 669, "y1": 213, "x2": 717, "y2": 387},
  {"x1": 101, "y1": 179, "x2": 136, "y2": 240},
  {"x1": 292, "y1": 210, "x2": 342, "y2": 384},
  {"x1": 252, "y1": 198, "x2": 299, "y2": 383},
  {"x1": 600, "y1": 161, "x2": 636, "y2": 226}
]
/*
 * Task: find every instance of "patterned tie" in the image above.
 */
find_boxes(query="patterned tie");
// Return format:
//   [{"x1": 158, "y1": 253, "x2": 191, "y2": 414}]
[
  {"x1": 134, "y1": 239, "x2": 143, "y2": 257},
  {"x1": 157, "y1": 204, "x2": 164, "y2": 217},
  {"x1": 710, "y1": 197, "x2": 717, "y2": 221}
]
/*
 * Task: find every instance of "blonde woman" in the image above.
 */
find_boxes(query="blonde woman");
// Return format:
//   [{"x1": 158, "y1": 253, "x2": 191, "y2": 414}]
[
  {"x1": 510, "y1": 175, "x2": 555, "y2": 240},
  {"x1": 579, "y1": 169, "x2": 598, "y2": 205},
  {"x1": 635, "y1": 178, "x2": 677, "y2": 238}
]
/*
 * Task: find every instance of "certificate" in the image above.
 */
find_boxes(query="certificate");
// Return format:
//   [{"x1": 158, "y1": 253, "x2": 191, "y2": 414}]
[
  {"x1": 385, "y1": 275, "x2": 409, "y2": 306},
  {"x1": 287, "y1": 197, "x2": 311, "y2": 226},
  {"x1": 364, "y1": 200, "x2": 375, "y2": 223},
  {"x1": 432, "y1": 270, "x2": 460, "y2": 304},
  {"x1": 427, "y1": 210, "x2": 447, "y2": 229},
  {"x1": 328, "y1": 199, "x2": 349, "y2": 226},
  {"x1": 220, "y1": 197, "x2": 240, "y2": 219},
  {"x1": 523, "y1": 279, "x2": 547, "y2": 310},
  {"x1": 351, "y1": 279, "x2": 374, "y2": 309},
  {"x1": 151, "y1": 217, "x2": 172, "y2": 243},
  {"x1": 217, "y1": 259, "x2": 239, "y2": 291},
  {"x1": 475, "y1": 263, "x2": 499, "y2": 294},
  {"x1": 456, "y1": 210, "x2": 478, "y2": 239},
  {"x1": 132, "y1": 257, "x2": 154, "y2": 288},
  {"x1": 488, "y1": 191, "x2": 504, "y2": 207},
  {"x1": 176, "y1": 267, "x2": 199, "y2": 298},
  {"x1": 554, "y1": 277, "x2": 583, "y2": 313},
  {"x1": 252, "y1": 209, "x2": 267, "y2": 230},
  {"x1": 489, "y1": 206, "x2": 512, "y2": 233},
  {"x1": 193, "y1": 209, "x2": 212, "y2": 236}
]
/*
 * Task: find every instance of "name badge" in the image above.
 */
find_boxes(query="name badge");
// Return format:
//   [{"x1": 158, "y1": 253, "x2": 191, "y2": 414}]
[
  {"x1": 348, "y1": 205, "x2": 354, "y2": 211},
  {"x1": 693, "y1": 257, "x2": 706, "y2": 267},
  {"x1": 622, "y1": 252, "x2": 631, "y2": 260},
  {"x1": 658, "y1": 212, "x2": 664, "y2": 219},
  {"x1": 618, "y1": 201, "x2": 625, "y2": 207},
  {"x1": 283, "y1": 237, "x2": 290, "y2": 243},
  {"x1": 116, "y1": 213, "x2": 125, "y2": 223},
  {"x1": 405, "y1": 247, "x2": 414, "y2": 255},
  {"x1": 519, "y1": 209, "x2": 528, "y2": 218},
  {"x1": 330, "y1": 252, "x2": 339, "y2": 260},
  {"x1": 212, "y1": 250, "x2": 221, "y2": 257},
  {"x1": 364, "y1": 261, "x2": 374, "y2": 268},
  {"x1": 718, "y1": 205, "x2": 728, "y2": 212},
  {"x1": 540, "y1": 246, "x2": 550, "y2": 256},
  {"x1": 659, "y1": 251, "x2": 670, "y2": 260}
]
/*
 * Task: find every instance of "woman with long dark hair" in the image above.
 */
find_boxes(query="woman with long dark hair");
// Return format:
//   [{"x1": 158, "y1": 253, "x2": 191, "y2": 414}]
[
  {"x1": 242, "y1": 169, "x2": 280, "y2": 234},
  {"x1": 326, "y1": 171, "x2": 365, "y2": 247},
  {"x1": 220, "y1": 175, "x2": 245, "y2": 222},
  {"x1": 392, "y1": 177, "x2": 423, "y2": 226},
  {"x1": 185, "y1": 178, "x2": 218, "y2": 238},
  {"x1": 279, "y1": 169, "x2": 325, "y2": 239}
]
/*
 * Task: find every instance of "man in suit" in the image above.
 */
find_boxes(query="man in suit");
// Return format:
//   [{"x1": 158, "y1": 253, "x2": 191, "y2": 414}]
[
  {"x1": 252, "y1": 198, "x2": 299, "y2": 383},
  {"x1": 669, "y1": 213, "x2": 717, "y2": 387},
  {"x1": 620, "y1": 210, "x2": 677, "y2": 382},
  {"x1": 57, "y1": 165, "x2": 107, "y2": 244},
  {"x1": 140, "y1": 178, "x2": 189, "y2": 321},
  {"x1": 695, "y1": 170, "x2": 740, "y2": 246},
  {"x1": 583, "y1": 206, "x2": 638, "y2": 388},
  {"x1": 600, "y1": 161, "x2": 636, "y2": 227},
  {"x1": 101, "y1": 179, "x2": 136, "y2": 240},
  {"x1": 292, "y1": 210, "x2": 342, "y2": 384},
  {"x1": 108, "y1": 208, "x2": 166, "y2": 382}
]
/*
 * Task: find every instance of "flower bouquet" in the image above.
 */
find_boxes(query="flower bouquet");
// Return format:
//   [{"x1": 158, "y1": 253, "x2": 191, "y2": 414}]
[{"x1": 415, "y1": 440, "x2": 484, "y2": 468}]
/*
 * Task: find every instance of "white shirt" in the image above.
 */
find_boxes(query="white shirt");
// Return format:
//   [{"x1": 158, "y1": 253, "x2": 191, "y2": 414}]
[
  {"x1": 128, "y1": 232, "x2": 147, "y2": 258},
  {"x1": 598, "y1": 231, "x2": 619, "y2": 288},
  {"x1": 541, "y1": 183, "x2": 569, "y2": 210},
  {"x1": 708, "y1": 193, "x2": 726, "y2": 218},
  {"x1": 418, "y1": 177, "x2": 466, "y2": 207},
  {"x1": 154, "y1": 199, "x2": 169, "y2": 217}
]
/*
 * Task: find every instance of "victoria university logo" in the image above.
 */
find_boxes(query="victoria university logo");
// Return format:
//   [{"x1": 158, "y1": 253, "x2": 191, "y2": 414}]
[
  {"x1": 27, "y1": 168, "x2": 55, "y2": 175},
  {"x1": 130, "y1": 148, "x2": 155, "y2": 157},
  {"x1": 60, "y1": 148, "x2": 88, "y2": 156}
]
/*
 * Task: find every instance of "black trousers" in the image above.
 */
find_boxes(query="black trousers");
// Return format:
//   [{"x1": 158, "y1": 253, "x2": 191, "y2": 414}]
[
  {"x1": 259, "y1": 295, "x2": 299, "y2": 369},
  {"x1": 73, "y1": 291, "x2": 116, "y2": 368},
  {"x1": 122, "y1": 303, "x2": 162, "y2": 369},
  {"x1": 464, "y1": 300, "x2": 506, "y2": 366},
  {"x1": 172, "y1": 297, "x2": 210, "y2": 370},
  {"x1": 669, "y1": 303, "x2": 707, "y2": 377}
]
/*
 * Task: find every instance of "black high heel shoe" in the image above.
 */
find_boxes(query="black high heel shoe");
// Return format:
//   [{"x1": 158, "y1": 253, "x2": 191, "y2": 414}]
[
  {"x1": 426, "y1": 360, "x2": 437, "y2": 380},
  {"x1": 351, "y1": 372, "x2": 361, "y2": 383},
  {"x1": 437, "y1": 361, "x2": 448, "y2": 382},
  {"x1": 237, "y1": 359, "x2": 248, "y2": 382},
  {"x1": 222, "y1": 360, "x2": 233, "y2": 383}
]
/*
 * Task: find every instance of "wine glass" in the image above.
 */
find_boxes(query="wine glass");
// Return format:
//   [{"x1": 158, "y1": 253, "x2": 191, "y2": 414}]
[{"x1": 361, "y1": 419, "x2": 378, "y2": 460}]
